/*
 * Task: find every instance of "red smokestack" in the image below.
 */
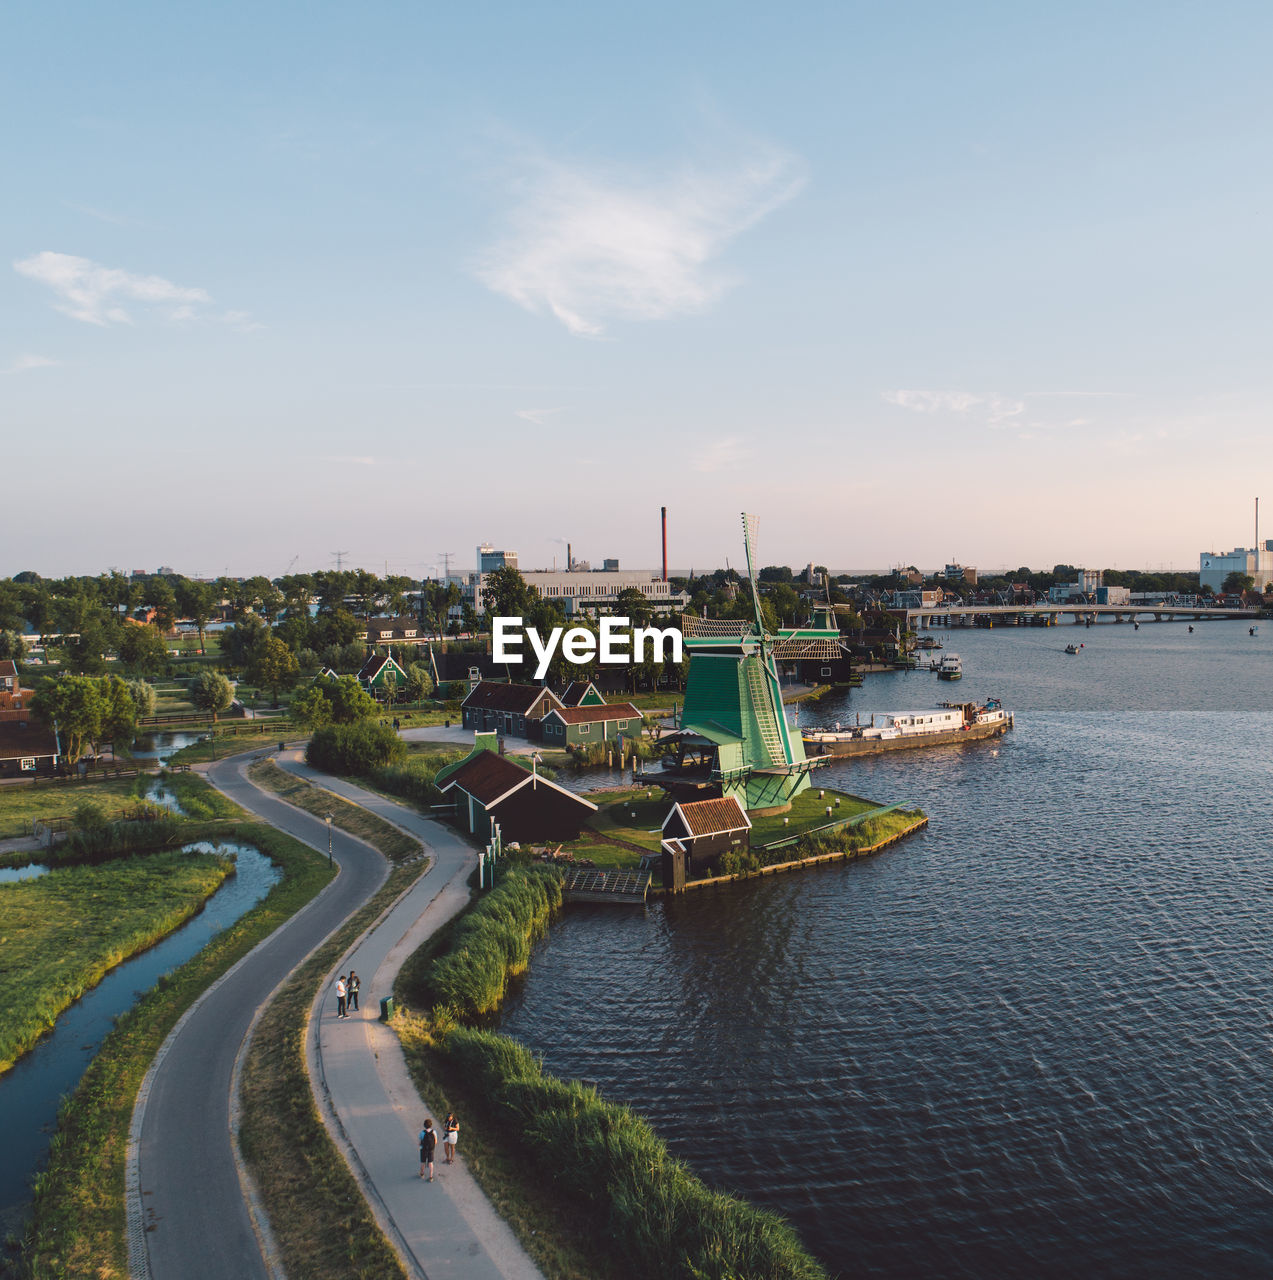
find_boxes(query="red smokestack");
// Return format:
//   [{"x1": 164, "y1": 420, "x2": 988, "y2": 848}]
[{"x1": 661, "y1": 507, "x2": 668, "y2": 582}]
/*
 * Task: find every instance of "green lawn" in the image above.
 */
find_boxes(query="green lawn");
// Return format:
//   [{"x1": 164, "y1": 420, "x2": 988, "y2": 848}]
[
  {"x1": 0, "y1": 775, "x2": 150, "y2": 841},
  {"x1": 0, "y1": 850, "x2": 233, "y2": 1075},
  {"x1": 583, "y1": 788, "x2": 667, "y2": 851},
  {"x1": 747, "y1": 786, "x2": 879, "y2": 847}
]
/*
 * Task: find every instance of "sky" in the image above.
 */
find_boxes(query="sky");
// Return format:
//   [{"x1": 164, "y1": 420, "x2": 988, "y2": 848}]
[{"x1": 4, "y1": 1, "x2": 1272, "y2": 579}]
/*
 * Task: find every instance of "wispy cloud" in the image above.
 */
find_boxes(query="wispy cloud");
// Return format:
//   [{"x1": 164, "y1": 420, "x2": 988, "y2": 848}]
[
  {"x1": 692, "y1": 436, "x2": 752, "y2": 473},
  {"x1": 476, "y1": 144, "x2": 804, "y2": 337},
  {"x1": 883, "y1": 389, "x2": 1026, "y2": 423},
  {"x1": 60, "y1": 201, "x2": 154, "y2": 229},
  {"x1": 513, "y1": 407, "x2": 563, "y2": 424},
  {"x1": 13, "y1": 251, "x2": 256, "y2": 330},
  {"x1": 2, "y1": 353, "x2": 57, "y2": 375}
]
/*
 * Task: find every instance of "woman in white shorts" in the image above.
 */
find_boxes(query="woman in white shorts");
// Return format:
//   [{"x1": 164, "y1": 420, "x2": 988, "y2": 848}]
[{"x1": 443, "y1": 1112, "x2": 459, "y2": 1164}]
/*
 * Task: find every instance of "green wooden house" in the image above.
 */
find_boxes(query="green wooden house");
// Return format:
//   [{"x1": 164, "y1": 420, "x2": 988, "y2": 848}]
[
  {"x1": 356, "y1": 652, "x2": 410, "y2": 700},
  {"x1": 540, "y1": 700, "x2": 642, "y2": 748}
]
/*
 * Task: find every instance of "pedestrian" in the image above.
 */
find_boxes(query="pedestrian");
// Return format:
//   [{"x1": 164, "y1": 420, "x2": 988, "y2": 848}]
[
  {"x1": 347, "y1": 970, "x2": 360, "y2": 1012},
  {"x1": 443, "y1": 1112, "x2": 459, "y2": 1164},
  {"x1": 419, "y1": 1118, "x2": 437, "y2": 1181},
  {"x1": 336, "y1": 975, "x2": 347, "y2": 1019}
]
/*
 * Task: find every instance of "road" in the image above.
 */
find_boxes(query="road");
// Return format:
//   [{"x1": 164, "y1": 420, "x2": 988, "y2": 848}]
[{"x1": 132, "y1": 749, "x2": 391, "y2": 1280}]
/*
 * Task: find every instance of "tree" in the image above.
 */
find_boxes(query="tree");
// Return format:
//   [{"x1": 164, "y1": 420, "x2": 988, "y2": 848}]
[
  {"x1": 249, "y1": 634, "x2": 299, "y2": 706},
  {"x1": 127, "y1": 679, "x2": 157, "y2": 718},
  {"x1": 0, "y1": 630, "x2": 24, "y2": 661},
  {"x1": 292, "y1": 675, "x2": 377, "y2": 726},
  {"x1": 220, "y1": 613, "x2": 269, "y2": 669},
  {"x1": 32, "y1": 676, "x2": 104, "y2": 763},
  {"x1": 99, "y1": 675, "x2": 139, "y2": 746},
  {"x1": 1222, "y1": 572, "x2": 1255, "y2": 595},
  {"x1": 143, "y1": 576, "x2": 179, "y2": 632},
  {"x1": 403, "y1": 661, "x2": 434, "y2": 703},
  {"x1": 117, "y1": 623, "x2": 170, "y2": 677},
  {"x1": 615, "y1": 587, "x2": 654, "y2": 625},
  {"x1": 175, "y1": 579, "x2": 218, "y2": 653},
  {"x1": 190, "y1": 670, "x2": 234, "y2": 721},
  {"x1": 482, "y1": 566, "x2": 535, "y2": 620}
]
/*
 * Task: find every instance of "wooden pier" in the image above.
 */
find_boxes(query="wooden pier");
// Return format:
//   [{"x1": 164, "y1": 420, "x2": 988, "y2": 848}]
[{"x1": 561, "y1": 867, "x2": 651, "y2": 904}]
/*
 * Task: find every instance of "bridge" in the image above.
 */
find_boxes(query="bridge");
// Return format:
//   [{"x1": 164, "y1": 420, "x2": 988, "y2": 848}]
[{"x1": 899, "y1": 603, "x2": 1259, "y2": 628}]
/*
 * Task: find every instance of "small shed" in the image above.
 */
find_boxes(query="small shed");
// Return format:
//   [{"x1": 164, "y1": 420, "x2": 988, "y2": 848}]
[
  {"x1": 660, "y1": 795, "x2": 752, "y2": 888},
  {"x1": 0, "y1": 719, "x2": 60, "y2": 778},
  {"x1": 436, "y1": 749, "x2": 598, "y2": 843}
]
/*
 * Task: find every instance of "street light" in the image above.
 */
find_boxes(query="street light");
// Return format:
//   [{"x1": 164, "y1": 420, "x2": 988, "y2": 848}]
[{"x1": 325, "y1": 813, "x2": 333, "y2": 867}]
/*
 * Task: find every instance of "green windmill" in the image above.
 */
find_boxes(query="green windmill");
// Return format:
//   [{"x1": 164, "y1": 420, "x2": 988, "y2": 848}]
[{"x1": 677, "y1": 513, "x2": 841, "y2": 813}]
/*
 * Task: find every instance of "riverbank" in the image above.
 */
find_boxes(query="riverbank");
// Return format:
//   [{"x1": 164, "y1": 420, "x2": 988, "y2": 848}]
[
  {"x1": 0, "y1": 848, "x2": 233, "y2": 1077},
  {"x1": 14, "y1": 813, "x2": 333, "y2": 1276},
  {"x1": 393, "y1": 861, "x2": 827, "y2": 1279}
]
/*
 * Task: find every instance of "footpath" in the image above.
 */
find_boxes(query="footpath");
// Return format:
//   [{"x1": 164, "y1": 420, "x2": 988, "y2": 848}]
[{"x1": 271, "y1": 751, "x2": 543, "y2": 1280}]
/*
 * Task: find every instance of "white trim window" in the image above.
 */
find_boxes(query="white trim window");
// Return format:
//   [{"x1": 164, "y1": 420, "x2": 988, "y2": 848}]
[{"x1": 19, "y1": 757, "x2": 35, "y2": 771}]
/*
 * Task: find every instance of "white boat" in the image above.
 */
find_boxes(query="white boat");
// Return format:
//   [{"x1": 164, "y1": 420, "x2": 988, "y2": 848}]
[
  {"x1": 803, "y1": 699, "x2": 1012, "y2": 756},
  {"x1": 936, "y1": 653, "x2": 963, "y2": 680}
]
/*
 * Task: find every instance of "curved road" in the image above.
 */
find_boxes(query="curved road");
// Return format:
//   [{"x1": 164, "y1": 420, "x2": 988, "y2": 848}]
[{"x1": 134, "y1": 750, "x2": 393, "y2": 1279}]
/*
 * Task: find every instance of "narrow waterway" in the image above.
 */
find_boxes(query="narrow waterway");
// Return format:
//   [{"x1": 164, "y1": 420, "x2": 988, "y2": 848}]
[
  {"x1": 0, "y1": 843, "x2": 280, "y2": 1236},
  {"x1": 501, "y1": 621, "x2": 1273, "y2": 1279}
]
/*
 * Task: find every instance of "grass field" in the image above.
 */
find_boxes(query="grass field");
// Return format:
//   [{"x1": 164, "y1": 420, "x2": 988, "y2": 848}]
[
  {"x1": 0, "y1": 850, "x2": 233, "y2": 1077},
  {"x1": 0, "y1": 775, "x2": 150, "y2": 840}
]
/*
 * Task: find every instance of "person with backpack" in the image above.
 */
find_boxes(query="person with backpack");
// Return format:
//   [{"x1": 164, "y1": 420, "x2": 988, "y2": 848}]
[
  {"x1": 347, "y1": 970, "x2": 360, "y2": 1012},
  {"x1": 419, "y1": 1118, "x2": 437, "y2": 1181}
]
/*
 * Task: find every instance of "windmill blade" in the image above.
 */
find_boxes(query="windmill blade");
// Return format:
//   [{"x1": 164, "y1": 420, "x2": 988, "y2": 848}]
[{"x1": 741, "y1": 512, "x2": 765, "y2": 635}]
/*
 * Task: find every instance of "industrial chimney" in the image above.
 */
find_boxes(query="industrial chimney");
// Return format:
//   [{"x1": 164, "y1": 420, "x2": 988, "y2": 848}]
[{"x1": 661, "y1": 507, "x2": 668, "y2": 582}]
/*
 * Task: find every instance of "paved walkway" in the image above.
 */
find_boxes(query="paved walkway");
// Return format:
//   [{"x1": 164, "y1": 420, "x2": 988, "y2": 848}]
[
  {"x1": 273, "y1": 752, "x2": 543, "y2": 1280},
  {"x1": 398, "y1": 724, "x2": 540, "y2": 754}
]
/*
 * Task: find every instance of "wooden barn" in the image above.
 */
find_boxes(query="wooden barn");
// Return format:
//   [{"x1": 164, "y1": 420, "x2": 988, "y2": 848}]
[
  {"x1": 0, "y1": 719, "x2": 60, "y2": 778},
  {"x1": 460, "y1": 681, "x2": 563, "y2": 739},
  {"x1": 435, "y1": 746, "x2": 598, "y2": 842},
  {"x1": 558, "y1": 680, "x2": 606, "y2": 707},
  {"x1": 660, "y1": 796, "x2": 752, "y2": 891}
]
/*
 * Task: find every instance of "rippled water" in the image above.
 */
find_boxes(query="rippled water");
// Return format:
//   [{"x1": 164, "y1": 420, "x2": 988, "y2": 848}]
[{"x1": 501, "y1": 621, "x2": 1273, "y2": 1278}]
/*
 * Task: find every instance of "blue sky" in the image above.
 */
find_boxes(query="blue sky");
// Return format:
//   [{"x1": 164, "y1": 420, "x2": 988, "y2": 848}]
[{"x1": 4, "y1": 2, "x2": 1271, "y2": 578}]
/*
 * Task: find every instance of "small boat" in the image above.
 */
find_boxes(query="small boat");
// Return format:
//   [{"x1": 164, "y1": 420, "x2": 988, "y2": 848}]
[
  {"x1": 936, "y1": 653, "x2": 963, "y2": 680},
  {"x1": 1064, "y1": 644, "x2": 1079, "y2": 654}
]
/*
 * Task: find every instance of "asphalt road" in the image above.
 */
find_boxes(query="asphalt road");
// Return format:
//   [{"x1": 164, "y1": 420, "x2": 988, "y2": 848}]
[{"x1": 134, "y1": 751, "x2": 391, "y2": 1280}]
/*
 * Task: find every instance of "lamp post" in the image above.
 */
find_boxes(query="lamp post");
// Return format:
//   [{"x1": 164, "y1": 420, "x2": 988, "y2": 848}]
[{"x1": 325, "y1": 813, "x2": 333, "y2": 867}]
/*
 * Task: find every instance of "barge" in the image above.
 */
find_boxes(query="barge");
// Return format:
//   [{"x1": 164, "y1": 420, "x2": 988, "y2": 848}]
[{"x1": 802, "y1": 699, "x2": 1013, "y2": 757}]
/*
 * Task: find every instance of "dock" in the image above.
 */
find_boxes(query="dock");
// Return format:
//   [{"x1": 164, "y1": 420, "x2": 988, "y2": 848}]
[{"x1": 560, "y1": 867, "x2": 651, "y2": 904}]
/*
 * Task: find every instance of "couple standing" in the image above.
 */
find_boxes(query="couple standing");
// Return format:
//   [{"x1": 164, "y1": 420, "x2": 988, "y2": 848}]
[
  {"x1": 418, "y1": 1112, "x2": 459, "y2": 1180},
  {"x1": 334, "y1": 971, "x2": 361, "y2": 1018}
]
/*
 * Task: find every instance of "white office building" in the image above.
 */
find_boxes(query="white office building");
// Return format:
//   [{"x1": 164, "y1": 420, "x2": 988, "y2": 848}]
[{"x1": 1199, "y1": 544, "x2": 1273, "y2": 593}]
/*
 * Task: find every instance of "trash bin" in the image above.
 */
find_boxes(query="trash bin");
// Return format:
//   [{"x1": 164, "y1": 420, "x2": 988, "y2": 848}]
[
  {"x1": 445, "y1": 719, "x2": 451, "y2": 728},
  {"x1": 278, "y1": 741, "x2": 285, "y2": 753},
  {"x1": 380, "y1": 996, "x2": 395, "y2": 1022}
]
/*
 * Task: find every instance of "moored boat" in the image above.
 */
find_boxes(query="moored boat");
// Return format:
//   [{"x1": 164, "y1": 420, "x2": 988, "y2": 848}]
[
  {"x1": 802, "y1": 699, "x2": 1013, "y2": 757},
  {"x1": 936, "y1": 653, "x2": 963, "y2": 680}
]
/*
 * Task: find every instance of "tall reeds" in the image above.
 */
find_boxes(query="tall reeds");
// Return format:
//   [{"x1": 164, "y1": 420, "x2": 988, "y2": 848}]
[{"x1": 443, "y1": 1027, "x2": 826, "y2": 1280}]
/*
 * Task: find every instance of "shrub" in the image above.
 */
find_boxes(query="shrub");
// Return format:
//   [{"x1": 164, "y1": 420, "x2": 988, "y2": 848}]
[{"x1": 306, "y1": 721, "x2": 404, "y2": 776}]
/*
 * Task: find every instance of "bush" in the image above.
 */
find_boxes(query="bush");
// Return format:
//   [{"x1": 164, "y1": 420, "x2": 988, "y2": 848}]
[{"x1": 306, "y1": 721, "x2": 404, "y2": 776}]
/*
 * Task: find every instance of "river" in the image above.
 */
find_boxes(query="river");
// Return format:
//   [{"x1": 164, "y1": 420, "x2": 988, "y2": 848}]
[
  {"x1": 500, "y1": 620, "x2": 1273, "y2": 1278},
  {"x1": 0, "y1": 842, "x2": 280, "y2": 1237}
]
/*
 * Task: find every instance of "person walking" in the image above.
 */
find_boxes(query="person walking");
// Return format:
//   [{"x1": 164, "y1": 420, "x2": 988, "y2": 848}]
[
  {"x1": 347, "y1": 970, "x2": 360, "y2": 1012},
  {"x1": 419, "y1": 1118, "x2": 437, "y2": 1181},
  {"x1": 443, "y1": 1112, "x2": 459, "y2": 1164},
  {"x1": 335, "y1": 975, "x2": 347, "y2": 1019}
]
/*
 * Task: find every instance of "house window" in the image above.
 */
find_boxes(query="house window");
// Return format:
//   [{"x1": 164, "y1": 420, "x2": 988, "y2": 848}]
[
  {"x1": 616, "y1": 720, "x2": 627, "y2": 729},
  {"x1": 19, "y1": 757, "x2": 35, "y2": 771},
  {"x1": 579, "y1": 724, "x2": 590, "y2": 735}
]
